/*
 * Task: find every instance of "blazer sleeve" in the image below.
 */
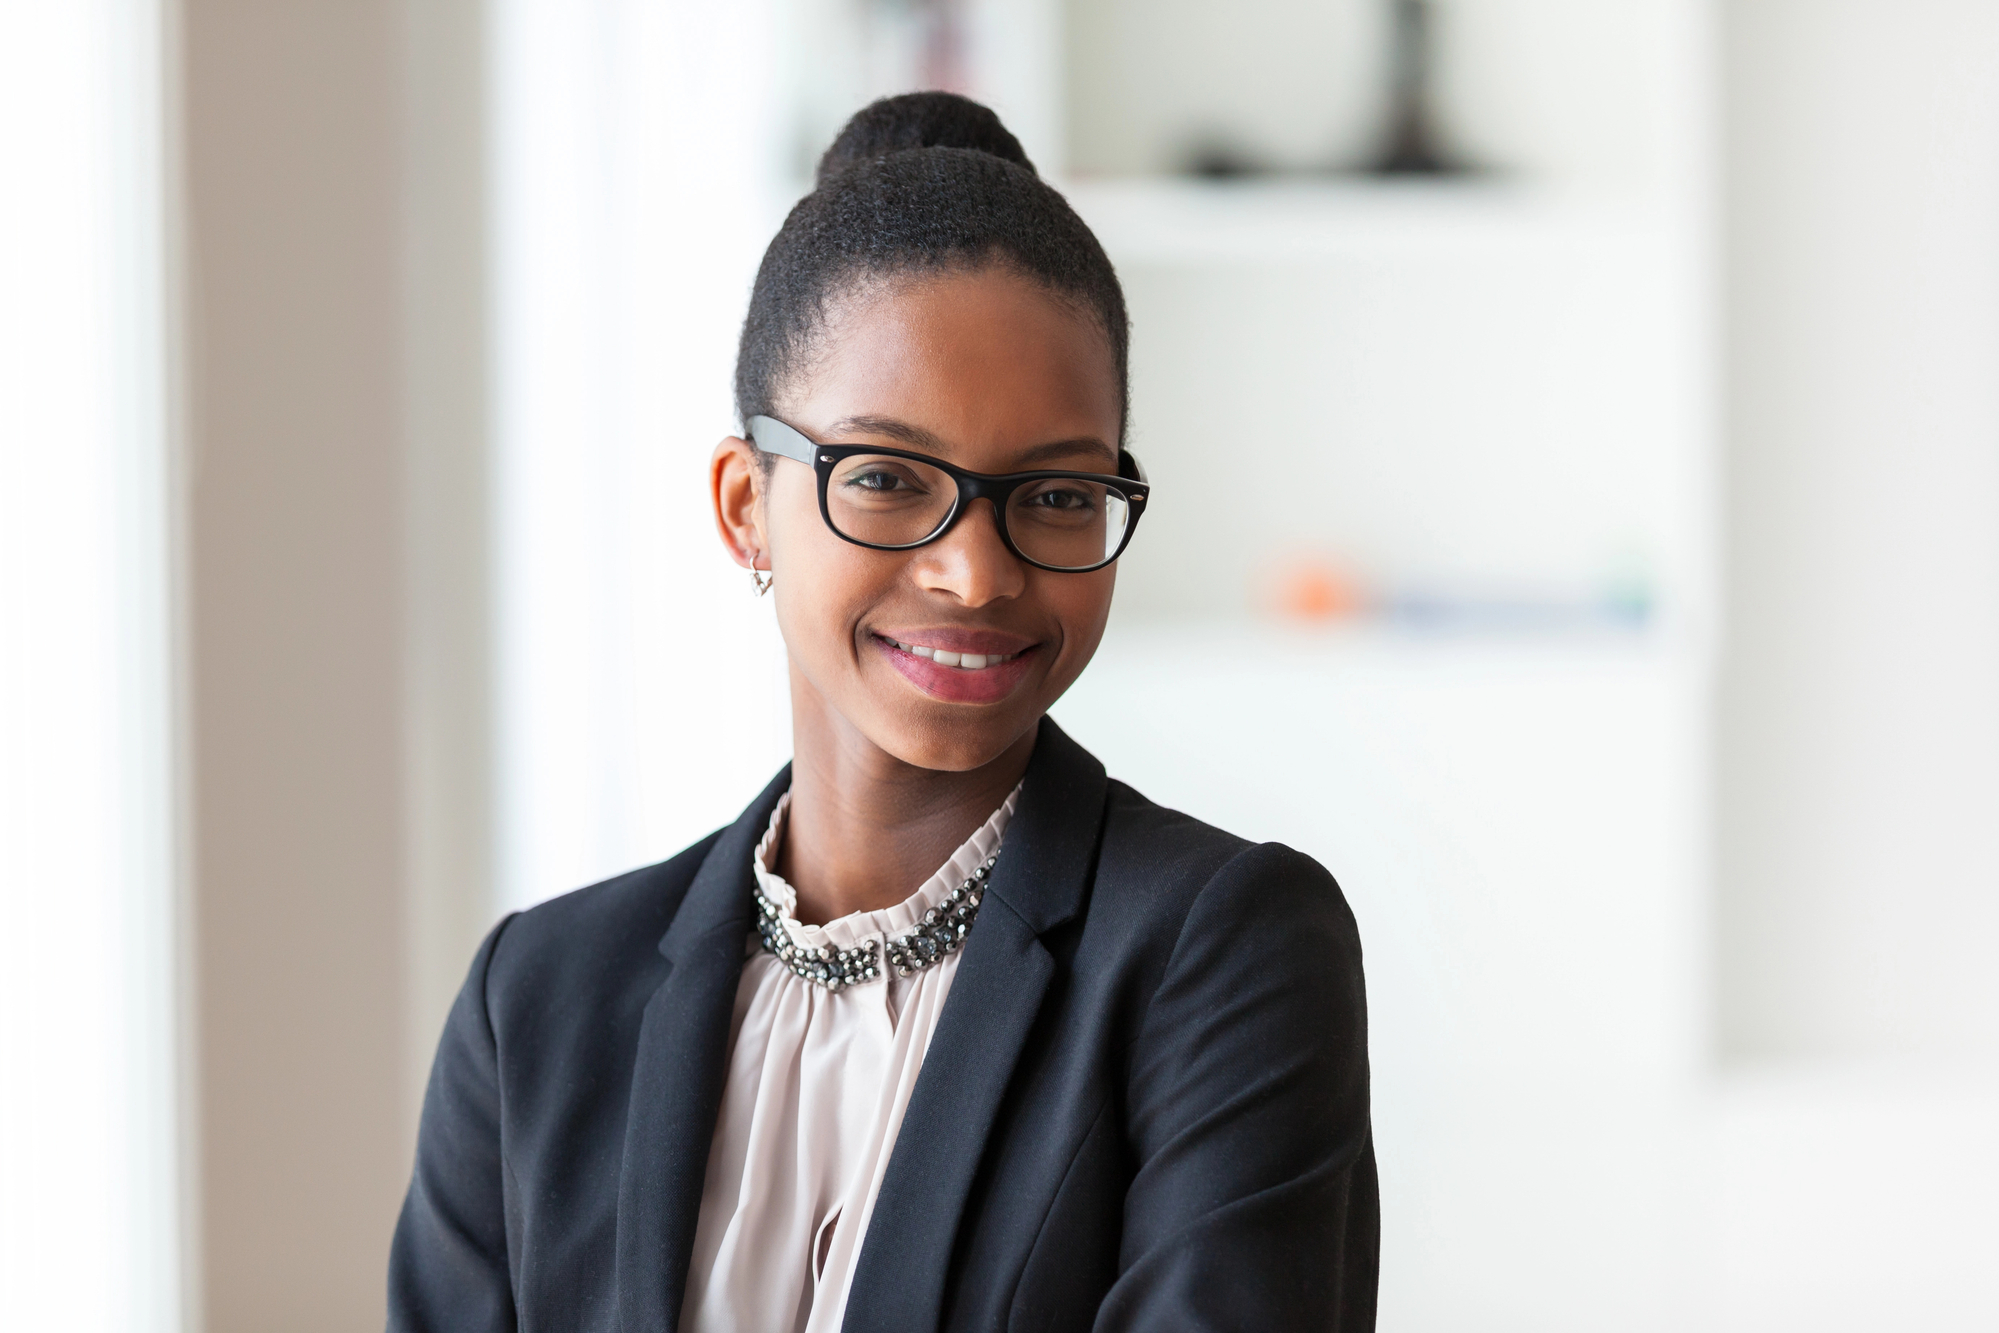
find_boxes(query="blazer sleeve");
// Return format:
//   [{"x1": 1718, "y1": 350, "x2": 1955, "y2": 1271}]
[
  {"x1": 1097, "y1": 842, "x2": 1378, "y2": 1332},
  {"x1": 388, "y1": 915, "x2": 519, "y2": 1333}
]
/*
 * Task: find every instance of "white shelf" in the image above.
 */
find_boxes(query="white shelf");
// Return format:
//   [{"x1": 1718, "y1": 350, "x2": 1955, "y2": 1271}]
[{"x1": 1061, "y1": 175, "x2": 1668, "y2": 264}]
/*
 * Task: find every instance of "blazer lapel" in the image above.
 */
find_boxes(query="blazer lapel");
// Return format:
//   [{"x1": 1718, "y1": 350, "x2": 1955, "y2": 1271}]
[
  {"x1": 843, "y1": 718, "x2": 1109, "y2": 1333},
  {"x1": 616, "y1": 767, "x2": 789, "y2": 1333}
]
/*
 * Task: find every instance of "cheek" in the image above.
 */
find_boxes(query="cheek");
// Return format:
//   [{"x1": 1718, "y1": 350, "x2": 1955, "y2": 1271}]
[
  {"x1": 768, "y1": 484, "x2": 880, "y2": 656},
  {"x1": 1043, "y1": 569, "x2": 1117, "y2": 663},
  {"x1": 764, "y1": 469, "x2": 842, "y2": 580}
]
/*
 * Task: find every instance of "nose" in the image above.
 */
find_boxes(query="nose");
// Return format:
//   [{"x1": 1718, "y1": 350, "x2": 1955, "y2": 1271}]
[{"x1": 912, "y1": 498, "x2": 1027, "y2": 606}]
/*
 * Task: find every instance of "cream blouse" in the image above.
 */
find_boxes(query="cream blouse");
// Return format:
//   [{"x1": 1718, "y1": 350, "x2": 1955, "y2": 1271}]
[{"x1": 679, "y1": 785, "x2": 1021, "y2": 1333}]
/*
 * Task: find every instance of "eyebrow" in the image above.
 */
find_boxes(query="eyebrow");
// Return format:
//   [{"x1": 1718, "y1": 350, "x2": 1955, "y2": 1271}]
[{"x1": 825, "y1": 415, "x2": 1119, "y2": 471}]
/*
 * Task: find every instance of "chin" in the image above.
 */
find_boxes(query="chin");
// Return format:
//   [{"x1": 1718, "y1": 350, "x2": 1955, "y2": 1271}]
[{"x1": 878, "y1": 711, "x2": 1038, "y2": 774}]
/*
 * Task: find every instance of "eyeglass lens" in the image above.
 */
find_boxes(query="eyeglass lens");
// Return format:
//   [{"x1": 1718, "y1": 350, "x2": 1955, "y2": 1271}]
[{"x1": 825, "y1": 454, "x2": 1132, "y2": 570}]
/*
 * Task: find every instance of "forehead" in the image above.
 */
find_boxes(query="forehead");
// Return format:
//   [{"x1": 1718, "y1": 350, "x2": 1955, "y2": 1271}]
[{"x1": 782, "y1": 267, "x2": 1121, "y2": 470}]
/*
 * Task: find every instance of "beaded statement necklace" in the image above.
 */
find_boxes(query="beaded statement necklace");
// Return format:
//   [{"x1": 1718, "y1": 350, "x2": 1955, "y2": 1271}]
[{"x1": 751, "y1": 848, "x2": 999, "y2": 992}]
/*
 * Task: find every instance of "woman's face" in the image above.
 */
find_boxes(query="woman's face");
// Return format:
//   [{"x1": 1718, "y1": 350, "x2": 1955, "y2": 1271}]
[{"x1": 713, "y1": 266, "x2": 1124, "y2": 773}]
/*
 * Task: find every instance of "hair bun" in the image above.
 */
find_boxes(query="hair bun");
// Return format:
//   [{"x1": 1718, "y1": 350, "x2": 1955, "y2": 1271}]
[{"x1": 816, "y1": 92, "x2": 1035, "y2": 186}]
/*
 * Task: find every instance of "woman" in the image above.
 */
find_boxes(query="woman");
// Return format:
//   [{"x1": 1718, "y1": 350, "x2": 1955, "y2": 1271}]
[{"x1": 390, "y1": 93, "x2": 1376, "y2": 1332}]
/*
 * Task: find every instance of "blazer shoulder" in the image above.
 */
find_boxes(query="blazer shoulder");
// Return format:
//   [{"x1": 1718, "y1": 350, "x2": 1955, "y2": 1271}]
[
  {"x1": 1097, "y1": 777, "x2": 1254, "y2": 889},
  {"x1": 1093, "y1": 777, "x2": 1350, "y2": 945},
  {"x1": 484, "y1": 827, "x2": 725, "y2": 1000}
]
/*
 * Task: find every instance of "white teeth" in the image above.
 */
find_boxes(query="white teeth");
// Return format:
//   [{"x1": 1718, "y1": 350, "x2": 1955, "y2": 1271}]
[{"x1": 887, "y1": 637, "x2": 1022, "y2": 669}]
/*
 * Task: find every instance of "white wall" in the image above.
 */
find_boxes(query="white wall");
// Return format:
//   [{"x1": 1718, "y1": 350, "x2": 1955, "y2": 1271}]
[
  {"x1": 1720, "y1": 0, "x2": 1999, "y2": 1061},
  {"x1": 1054, "y1": 4, "x2": 1718, "y2": 1325}
]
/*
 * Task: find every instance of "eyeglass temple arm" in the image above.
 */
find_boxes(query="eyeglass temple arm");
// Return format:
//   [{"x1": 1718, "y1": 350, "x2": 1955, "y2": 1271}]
[{"x1": 746, "y1": 415, "x2": 819, "y2": 466}]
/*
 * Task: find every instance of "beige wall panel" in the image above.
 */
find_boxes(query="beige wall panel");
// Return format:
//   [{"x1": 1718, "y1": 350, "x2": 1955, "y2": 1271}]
[{"x1": 184, "y1": 2, "x2": 410, "y2": 1327}]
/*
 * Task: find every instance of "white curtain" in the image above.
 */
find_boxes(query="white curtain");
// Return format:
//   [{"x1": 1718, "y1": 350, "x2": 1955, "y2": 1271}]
[
  {"x1": 0, "y1": 2, "x2": 180, "y2": 1328},
  {"x1": 490, "y1": 0, "x2": 797, "y2": 911}
]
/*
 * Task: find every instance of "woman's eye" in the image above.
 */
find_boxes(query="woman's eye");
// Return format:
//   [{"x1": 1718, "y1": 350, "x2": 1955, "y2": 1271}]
[
  {"x1": 847, "y1": 469, "x2": 910, "y2": 492},
  {"x1": 1027, "y1": 486, "x2": 1096, "y2": 511}
]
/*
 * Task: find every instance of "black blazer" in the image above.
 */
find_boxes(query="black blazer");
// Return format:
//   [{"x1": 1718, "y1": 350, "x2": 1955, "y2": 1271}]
[{"x1": 389, "y1": 719, "x2": 1377, "y2": 1331}]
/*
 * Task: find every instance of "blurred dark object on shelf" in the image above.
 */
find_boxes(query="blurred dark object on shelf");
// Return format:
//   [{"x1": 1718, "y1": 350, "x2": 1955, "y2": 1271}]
[
  {"x1": 1171, "y1": 0, "x2": 1478, "y2": 182},
  {"x1": 1183, "y1": 134, "x2": 1266, "y2": 179},
  {"x1": 1369, "y1": 0, "x2": 1467, "y2": 175}
]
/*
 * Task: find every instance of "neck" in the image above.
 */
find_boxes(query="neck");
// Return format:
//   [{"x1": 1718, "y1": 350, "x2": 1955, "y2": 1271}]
[{"x1": 777, "y1": 671, "x2": 1035, "y2": 926}]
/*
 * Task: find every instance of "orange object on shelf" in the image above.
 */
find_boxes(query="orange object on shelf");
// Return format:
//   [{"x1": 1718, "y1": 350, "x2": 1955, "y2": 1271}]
[{"x1": 1274, "y1": 558, "x2": 1365, "y2": 621}]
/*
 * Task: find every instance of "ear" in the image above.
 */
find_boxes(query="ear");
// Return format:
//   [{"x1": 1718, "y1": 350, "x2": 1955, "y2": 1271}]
[{"x1": 711, "y1": 435, "x2": 768, "y2": 571}]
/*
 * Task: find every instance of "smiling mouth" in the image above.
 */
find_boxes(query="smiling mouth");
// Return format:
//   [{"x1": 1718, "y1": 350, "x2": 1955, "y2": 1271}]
[{"x1": 879, "y1": 637, "x2": 1029, "y2": 671}]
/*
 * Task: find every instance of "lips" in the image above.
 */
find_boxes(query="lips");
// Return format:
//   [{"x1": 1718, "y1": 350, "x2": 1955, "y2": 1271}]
[{"x1": 872, "y1": 631, "x2": 1040, "y2": 704}]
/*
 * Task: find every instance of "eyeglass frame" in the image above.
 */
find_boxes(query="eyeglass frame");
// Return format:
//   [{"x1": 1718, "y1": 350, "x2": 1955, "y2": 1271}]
[{"x1": 745, "y1": 414, "x2": 1150, "y2": 574}]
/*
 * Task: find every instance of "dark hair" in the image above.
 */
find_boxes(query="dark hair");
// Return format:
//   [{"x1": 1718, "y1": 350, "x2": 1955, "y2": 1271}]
[{"x1": 734, "y1": 92, "x2": 1130, "y2": 447}]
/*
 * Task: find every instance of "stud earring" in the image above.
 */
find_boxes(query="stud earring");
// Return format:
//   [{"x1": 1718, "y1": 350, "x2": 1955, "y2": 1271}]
[{"x1": 751, "y1": 568, "x2": 773, "y2": 596}]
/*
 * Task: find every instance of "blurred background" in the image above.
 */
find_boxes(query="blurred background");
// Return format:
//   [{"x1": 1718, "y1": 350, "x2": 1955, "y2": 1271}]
[{"x1": 3, "y1": 0, "x2": 1997, "y2": 1328}]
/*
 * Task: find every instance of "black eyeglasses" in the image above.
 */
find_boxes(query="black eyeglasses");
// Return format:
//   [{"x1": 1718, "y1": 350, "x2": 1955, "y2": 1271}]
[{"x1": 747, "y1": 415, "x2": 1149, "y2": 574}]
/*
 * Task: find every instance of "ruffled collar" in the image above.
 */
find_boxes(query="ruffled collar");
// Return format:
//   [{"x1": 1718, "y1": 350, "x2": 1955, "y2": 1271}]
[{"x1": 751, "y1": 784, "x2": 1020, "y2": 958}]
